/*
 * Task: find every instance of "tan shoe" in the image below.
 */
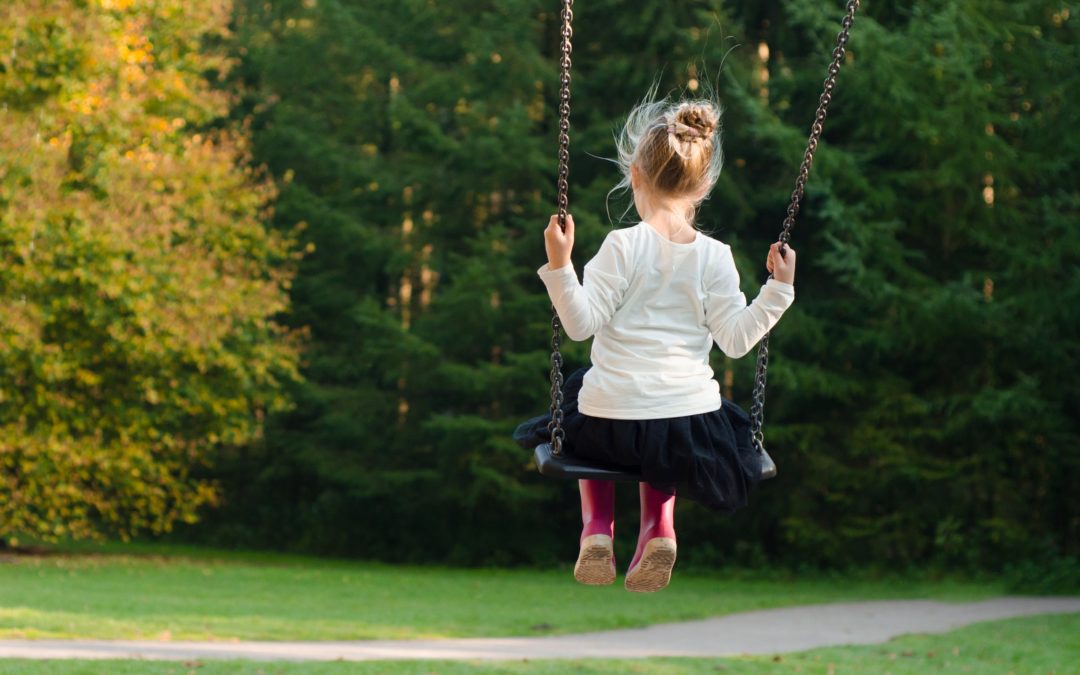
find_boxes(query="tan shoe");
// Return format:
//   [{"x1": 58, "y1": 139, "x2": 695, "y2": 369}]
[
  {"x1": 574, "y1": 534, "x2": 616, "y2": 585},
  {"x1": 624, "y1": 537, "x2": 677, "y2": 592}
]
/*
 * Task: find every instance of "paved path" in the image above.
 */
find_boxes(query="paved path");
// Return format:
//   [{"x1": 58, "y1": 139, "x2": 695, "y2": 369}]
[{"x1": 0, "y1": 597, "x2": 1077, "y2": 662}]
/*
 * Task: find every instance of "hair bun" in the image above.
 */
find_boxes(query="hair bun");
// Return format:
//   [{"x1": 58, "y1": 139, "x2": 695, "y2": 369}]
[
  {"x1": 613, "y1": 90, "x2": 723, "y2": 204},
  {"x1": 672, "y1": 103, "x2": 719, "y2": 141}
]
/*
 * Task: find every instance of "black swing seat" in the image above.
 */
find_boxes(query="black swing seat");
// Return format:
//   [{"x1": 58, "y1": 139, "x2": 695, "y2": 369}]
[
  {"x1": 533, "y1": 443, "x2": 643, "y2": 481},
  {"x1": 534, "y1": 442, "x2": 778, "y2": 481}
]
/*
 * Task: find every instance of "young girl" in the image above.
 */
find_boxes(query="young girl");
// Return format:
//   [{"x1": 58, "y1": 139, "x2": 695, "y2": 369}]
[{"x1": 517, "y1": 95, "x2": 796, "y2": 592}]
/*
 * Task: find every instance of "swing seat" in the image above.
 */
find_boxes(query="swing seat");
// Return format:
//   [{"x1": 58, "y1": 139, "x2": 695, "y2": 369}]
[
  {"x1": 534, "y1": 442, "x2": 778, "y2": 481},
  {"x1": 533, "y1": 443, "x2": 643, "y2": 481}
]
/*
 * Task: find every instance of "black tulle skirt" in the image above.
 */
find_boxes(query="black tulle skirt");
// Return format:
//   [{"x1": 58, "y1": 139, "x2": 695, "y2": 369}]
[{"x1": 514, "y1": 367, "x2": 763, "y2": 513}]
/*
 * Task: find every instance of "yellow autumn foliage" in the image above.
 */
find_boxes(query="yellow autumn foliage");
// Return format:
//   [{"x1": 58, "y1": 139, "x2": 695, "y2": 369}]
[{"x1": 0, "y1": 0, "x2": 299, "y2": 542}]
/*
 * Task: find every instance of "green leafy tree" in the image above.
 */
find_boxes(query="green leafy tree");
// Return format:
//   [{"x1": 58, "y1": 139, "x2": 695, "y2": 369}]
[{"x1": 0, "y1": 0, "x2": 298, "y2": 544}]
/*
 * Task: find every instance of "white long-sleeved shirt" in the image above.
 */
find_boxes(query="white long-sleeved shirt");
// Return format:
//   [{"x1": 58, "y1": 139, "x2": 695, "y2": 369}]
[{"x1": 538, "y1": 221, "x2": 795, "y2": 419}]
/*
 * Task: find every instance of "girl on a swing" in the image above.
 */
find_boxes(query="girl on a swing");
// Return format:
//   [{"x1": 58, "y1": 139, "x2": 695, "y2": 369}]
[{"x1": 516, "y1": 92, "x2": 796, "y2": 592}]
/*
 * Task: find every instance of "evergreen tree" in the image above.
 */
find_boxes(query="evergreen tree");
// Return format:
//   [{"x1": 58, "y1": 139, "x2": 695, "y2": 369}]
[
  {"x1": 201, "y1": 0, "x2": 570, "y2": 561},
  {"x1": 195, "y1": 0, "x2": 1078, "y2": 571},
  {"x1": 723, "y1": 0, "x2": 1079, "y2": 567}
]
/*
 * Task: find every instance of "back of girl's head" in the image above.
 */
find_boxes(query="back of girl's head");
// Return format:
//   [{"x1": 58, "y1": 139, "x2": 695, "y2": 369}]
[{"x1": 610, "y1": 82, "x2": 723, "y2": 217}]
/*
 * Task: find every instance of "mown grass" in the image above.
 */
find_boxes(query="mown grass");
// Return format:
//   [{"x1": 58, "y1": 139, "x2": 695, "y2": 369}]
[
  {"x1": 0, "y1": 542, "x2": 1006, "y2": 642},
  {"x1": 0, "y1": 612, "x2": 1075, "y2": 674}
]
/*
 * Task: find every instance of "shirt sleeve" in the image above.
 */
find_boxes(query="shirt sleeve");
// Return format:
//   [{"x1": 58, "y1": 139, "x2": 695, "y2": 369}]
[
  {"x1": 537, "y1": 231, "x2": 629, "y2": 341},
  {"x1": 704, "y1": 246, "x2": 795, "y2": 358}
]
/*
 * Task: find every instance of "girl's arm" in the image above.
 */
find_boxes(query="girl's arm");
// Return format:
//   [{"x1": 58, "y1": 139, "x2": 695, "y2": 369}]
[
  {"x1": 538, "y1": 215, "x2": 629, "y2": 341},
  {"x1": 704, "y1": 244, "x2": 795, "y2": 358}
]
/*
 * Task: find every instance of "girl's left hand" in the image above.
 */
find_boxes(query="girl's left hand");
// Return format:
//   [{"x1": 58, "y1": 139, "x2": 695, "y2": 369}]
[
  {"x1": 544, "y1": 213, "x2": 575, "y2": 270},
  {"x1": 766, "y1": 241, "x2": 796, "y2": 285}
]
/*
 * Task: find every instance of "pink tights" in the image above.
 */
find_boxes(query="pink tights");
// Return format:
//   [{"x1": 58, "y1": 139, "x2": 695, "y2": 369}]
[{"x1": 578, "y1": 479, "x2": 675, "y2": 568}]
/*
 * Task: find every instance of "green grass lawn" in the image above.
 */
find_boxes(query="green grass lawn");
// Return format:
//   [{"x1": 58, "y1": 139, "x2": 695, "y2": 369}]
[
  {"x1": 0, "y1": 542, "x2": 1006, "y2": 642},
  {"x1": 0, "y1": 613, "x2": 1075, "y2": 674}
]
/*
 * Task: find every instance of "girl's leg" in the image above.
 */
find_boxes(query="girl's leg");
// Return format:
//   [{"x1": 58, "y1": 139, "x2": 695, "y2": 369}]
[
  {"x1": 625, "y1": 482, "x2": 677, "y2": 592},
  {"x1": 579, "y1": 479, "x2": 615, "y2": 539},
  {"x1": 575, "y1": 479, "x2": 616, "y2": 585}
]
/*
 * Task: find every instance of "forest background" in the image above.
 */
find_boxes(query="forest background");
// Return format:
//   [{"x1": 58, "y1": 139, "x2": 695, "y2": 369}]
[{"x1": 1, "y1": 0, "x2": 1076, "y2": 580}]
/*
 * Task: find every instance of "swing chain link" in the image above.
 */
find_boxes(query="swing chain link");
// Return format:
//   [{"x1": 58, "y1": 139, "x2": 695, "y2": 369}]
[
  {"x1": 750, "y1": 0, "x2": 860, "y2": 456},
  {"x1": 547, "y1": 0, "x2": 574, "y2": 457},
  {"x1": 548, "y1": 309, "x2": 566, "y2": 452}
]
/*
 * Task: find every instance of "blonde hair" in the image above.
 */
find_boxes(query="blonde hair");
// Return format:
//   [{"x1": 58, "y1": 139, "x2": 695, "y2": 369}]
[{"x1": 608, "y1": 82, "x2": 723, "y2": 224}]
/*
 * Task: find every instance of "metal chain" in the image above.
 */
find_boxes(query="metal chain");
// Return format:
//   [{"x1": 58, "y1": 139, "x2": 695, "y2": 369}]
[
  {"x1": 547, "y1": 0, "x2": 574, "y2": 457},
  {"x1": 750, "y1": 0, "x2": 860, "y2": 455}
]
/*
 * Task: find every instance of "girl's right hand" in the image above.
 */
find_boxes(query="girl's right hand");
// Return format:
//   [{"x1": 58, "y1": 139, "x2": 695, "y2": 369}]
[
  {"x1": 766, "y1": 242, "x2": 796, "y2": 285},
  {"x1": 544, "y1": 213, "x2": 575, "y2": 270}
]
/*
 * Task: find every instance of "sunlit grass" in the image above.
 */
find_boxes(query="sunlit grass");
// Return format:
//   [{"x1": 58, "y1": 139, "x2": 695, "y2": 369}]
[{"x1": 0, "y1": 542, "x2": 1006, "y2": 642}]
